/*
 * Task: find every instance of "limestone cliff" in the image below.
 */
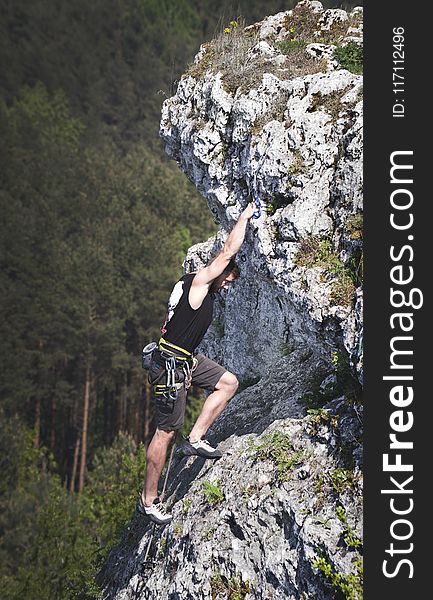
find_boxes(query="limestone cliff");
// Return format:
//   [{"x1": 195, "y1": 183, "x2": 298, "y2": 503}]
[{"x1": 99, "y1": 2, "x2": 364, "y2": 599}]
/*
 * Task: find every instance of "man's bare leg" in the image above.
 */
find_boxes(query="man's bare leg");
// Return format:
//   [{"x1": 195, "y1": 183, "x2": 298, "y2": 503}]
[
  {"x1": 189, "y1": 372, "x2": 238, "y2": 442},
  {"x1": 143, "y1": 428, "x2": 175, "y2": 505}
]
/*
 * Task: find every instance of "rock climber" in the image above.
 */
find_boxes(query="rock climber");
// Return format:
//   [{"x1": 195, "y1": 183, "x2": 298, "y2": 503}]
[{"x1": 138, "y1": 202, "x2": 256, "y2": 524}]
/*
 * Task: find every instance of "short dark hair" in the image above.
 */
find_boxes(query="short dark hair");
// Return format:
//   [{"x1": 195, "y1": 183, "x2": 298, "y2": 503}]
[
  {"x1": 223, "y1": 258, "x2": 240, "y2": 279},
  {"x1": 207, "y1": 254, "x2": 240, "y2": 279},
  {"x1": 208, "y1": 256, "x2": 240, "y2": 292}
]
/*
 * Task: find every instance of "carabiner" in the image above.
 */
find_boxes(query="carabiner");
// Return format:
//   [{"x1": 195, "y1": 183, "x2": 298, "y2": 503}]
[
  {"x1": 168, "y1": 386, "x2": 178, "y2": 401},
  {"x1": 252, "y1": 191, "x2": 261, "y2": 219}
]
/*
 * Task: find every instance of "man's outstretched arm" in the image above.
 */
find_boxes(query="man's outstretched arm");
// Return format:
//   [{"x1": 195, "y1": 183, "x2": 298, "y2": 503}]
[{"x1": 192, "y1": 202, "x2": 256, "y2": 288}]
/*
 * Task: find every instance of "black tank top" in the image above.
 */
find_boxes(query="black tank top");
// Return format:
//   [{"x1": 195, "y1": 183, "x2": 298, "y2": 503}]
[{"x1": 161, "y1": 273, "x2": 215, "y2": 353}]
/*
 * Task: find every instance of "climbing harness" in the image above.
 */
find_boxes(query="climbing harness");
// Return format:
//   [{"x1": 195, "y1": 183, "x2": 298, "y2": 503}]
[
  {"x1": 145, "y1": 338, "x2": 195, "y2": 411},
  {"x1": 135, "y1": 338, "x2": 195, "y2": 594}
]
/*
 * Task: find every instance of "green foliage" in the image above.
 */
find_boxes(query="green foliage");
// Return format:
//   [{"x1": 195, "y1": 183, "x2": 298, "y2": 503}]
[
  {"x1": 313, "y1": 556, "x2": 363, "y2": 600},
  {"x1": 294, "y1": 235, "x2": 356, "y2": 306},
  {"x1": 202, "y1": 480, "x2": 225, "y2": 505},
  {"x1": 0, "y1": 2, "x2": 363, "y2": 596},
  {"x1": 0, "y1": 416, "x2": 56, "y2": 581},
  {"x1": 0, "y1": 422, "x2": 147, "y2": 600},
  {"x1": 330, "y1": 468, "x2": 359, "y2": 494},
  {"x1": 79, "y1": 433, "x2": 147, "y2": 560},
  {"x1": 346, "y1": 213, "x2": 363, "y2": 240},
  {"x1": 331, "y1": 349, "x2": 362, "y2": 406},
  {"x1": 265, "y1": 193, "x2": 291, "y2": 216},
  {"x1": 210, "y1": 572, "x2": 252, "y2": 600},
  {"x1": 298, "y1": 371, "x2": 337, "y2": 410},
  {"x1": 0, "y1": 79, "x2": 215, "y2": 458},
  {"x1": 8, "y1": 82, "x2": 84, "y2": 148},
  {"x1": 346, "y1": 249, "x2": 363, "y2": 288},
  {"x1": 0, "y1": 417, "x2": 88, "y2": 600},
  {"x1": 306, "y1": 408, "x2": 339, "y2": 434},
  {"x1": 336, "y1": 506, "x2": 363, "y2": 550},
  {"x1": 203, "y1": 525, "x2": 216, "y2": 540},
  {"x1": 294, "y1": 236, "x2": 338, "y2": 270},
  {"x1": 276, "y1": 39, "x2": 307, "y2": 53},
  {"x1": 0, "y1": 0, "x2": 203, "y2": 146},
  {"x1": 251, "y1": 431, "x2": 303, "y2": 483},
  {"x1": 182, "y1": 498, "x2": 193, "y2": 514},
  {"x1": 333, "y1": 42, "x2": 363, "y2": 75}
]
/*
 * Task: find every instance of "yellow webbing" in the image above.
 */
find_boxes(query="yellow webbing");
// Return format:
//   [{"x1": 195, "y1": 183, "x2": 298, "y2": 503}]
[{"x1": 158, "y1": 337, "x2": 192, "y2": 359}]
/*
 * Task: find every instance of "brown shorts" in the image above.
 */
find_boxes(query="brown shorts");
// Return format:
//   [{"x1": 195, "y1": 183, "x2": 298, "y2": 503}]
[{"x1": 149, "y1": 353, "x2": 227, "y2": 431}]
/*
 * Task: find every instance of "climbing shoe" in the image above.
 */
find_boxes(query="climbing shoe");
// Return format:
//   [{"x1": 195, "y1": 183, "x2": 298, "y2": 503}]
[
  {"x1": 137, "y1": 494, "x2": 172, "y2": 525},
  {"x1": 178, "y1": 437, "x2": 223, "y2": 459}
]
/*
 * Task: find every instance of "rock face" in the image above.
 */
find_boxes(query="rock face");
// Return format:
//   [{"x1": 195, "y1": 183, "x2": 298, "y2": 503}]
[
  {"x1": 99, "y1": 2, "x2": 363, "y2": 599},
  {"x1": 161, "y1": 2, "x2": 363, "y2": 385}
]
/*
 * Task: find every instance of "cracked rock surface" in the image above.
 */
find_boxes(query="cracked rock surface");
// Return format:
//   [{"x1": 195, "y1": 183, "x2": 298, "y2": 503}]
[
  {"x1": 99, "y1": 2, "x2": 363, "y2": 598},
  {"x1": 99, "y1": 347, "x2": 362, "y2": 599}
]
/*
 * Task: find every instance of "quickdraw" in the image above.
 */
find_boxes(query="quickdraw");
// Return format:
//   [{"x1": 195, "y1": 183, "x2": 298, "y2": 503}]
[
  {"x1": 252, "y1": 175, "x2": 261, "y2": 219},
  {"x1": 250, "y1": 135, "x2": 271, "y2": 219}
]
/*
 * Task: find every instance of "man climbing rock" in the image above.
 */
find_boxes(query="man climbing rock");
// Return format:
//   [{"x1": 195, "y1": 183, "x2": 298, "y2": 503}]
[{"x1": 138, "y1": 202, "x2": 256, "y2": 524}]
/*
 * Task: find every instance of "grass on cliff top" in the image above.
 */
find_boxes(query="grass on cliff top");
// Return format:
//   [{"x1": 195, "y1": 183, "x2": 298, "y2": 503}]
[
  {"x1": 333, "y1": 42, "x2": 363, "y2": 75},
  {"x1": 282, "y1": 2, "x2": 362, "y2": 47},
  {"x1": 185, "y1": 4, "x2": 362, "y2": 94},
  {"x1": 185, "y1": 16, "x2": 325, "y2": 94}
]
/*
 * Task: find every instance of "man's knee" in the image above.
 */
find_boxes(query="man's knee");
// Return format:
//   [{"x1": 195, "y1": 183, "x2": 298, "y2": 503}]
[
  {"x1": 155, "y1": 428, "x2": 177, "y2": 444},
  {"x1": 216, "y1": 371, "x2": 239, "y2": 396}
]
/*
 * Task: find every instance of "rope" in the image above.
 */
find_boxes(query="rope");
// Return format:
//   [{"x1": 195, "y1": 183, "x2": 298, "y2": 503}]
[
  {"x1": 141, "y1": 524, "x2": 156, "y2": 569},
  {"x1": 161, "y1": 431, "x2": 178, "y2": 502}
]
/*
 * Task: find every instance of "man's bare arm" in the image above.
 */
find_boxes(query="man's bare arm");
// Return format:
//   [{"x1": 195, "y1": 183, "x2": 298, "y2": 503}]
[{"x1": 193, "y1": 202, "x2": 255, "y2": 288}]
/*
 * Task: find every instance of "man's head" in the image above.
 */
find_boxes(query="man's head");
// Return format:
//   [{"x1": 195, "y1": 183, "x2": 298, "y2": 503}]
[{"x1": 210, "y1": 258, "x2": 240, "y2": 293}]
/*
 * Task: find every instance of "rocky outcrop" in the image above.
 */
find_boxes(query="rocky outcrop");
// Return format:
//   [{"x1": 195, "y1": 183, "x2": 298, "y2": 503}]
[
  {"x1": 161, "y1": 1, "x2": 363, "y2": 384},
  {"x1": 99, "y1": 2, "x2": 363, "y2": 599}
]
